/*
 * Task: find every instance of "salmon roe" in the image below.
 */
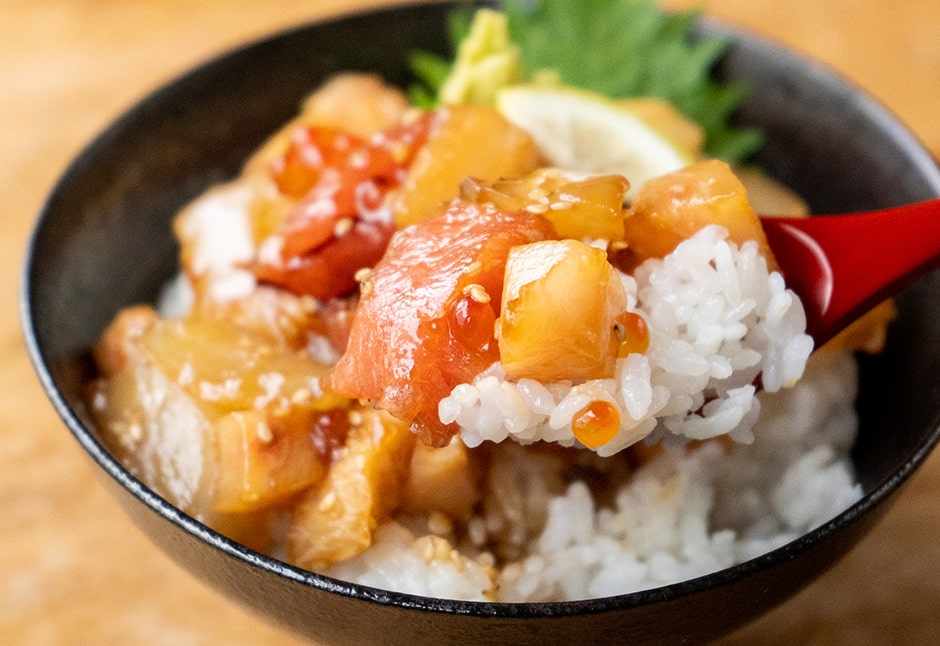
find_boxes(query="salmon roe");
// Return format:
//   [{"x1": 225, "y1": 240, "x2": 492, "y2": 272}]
[
  {"x1": 571, "y1": 400, "x2": 620, "y2": 449},
  {"x1": 614, "y1": 311, "x2": 650, "y2": 357},
  {"x1": 447, "y1": 285, "x2": 497, "y2": 353}
]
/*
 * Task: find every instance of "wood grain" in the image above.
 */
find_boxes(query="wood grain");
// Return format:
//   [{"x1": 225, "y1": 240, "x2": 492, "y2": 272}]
[{"x1": 1, "y1": 1, "x2": 937, "y2": 644}]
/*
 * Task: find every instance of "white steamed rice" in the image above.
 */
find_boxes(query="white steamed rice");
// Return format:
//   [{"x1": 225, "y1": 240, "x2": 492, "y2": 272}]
[
  {"x1": 325, "y1": 349, "x2": 862, "y2": 601},
  {"x1": 439, "y1": 224, "x2": 814, "y2": 455}
]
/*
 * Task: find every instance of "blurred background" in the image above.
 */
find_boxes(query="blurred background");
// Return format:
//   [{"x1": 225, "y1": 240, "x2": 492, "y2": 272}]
[{"x1": 1, "y1": 1, "x2": 937, "y2": 643}]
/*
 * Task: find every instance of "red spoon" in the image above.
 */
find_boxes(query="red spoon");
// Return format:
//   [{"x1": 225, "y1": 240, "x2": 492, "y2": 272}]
[{"x1": 760, "y1": 197, "x2": 940, "y2": 346}]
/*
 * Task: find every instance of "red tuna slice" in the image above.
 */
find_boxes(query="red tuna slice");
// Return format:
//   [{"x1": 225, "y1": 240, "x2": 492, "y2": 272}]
[{"x1": 326, "y1": 201, "x2": 556, "y2": 446}]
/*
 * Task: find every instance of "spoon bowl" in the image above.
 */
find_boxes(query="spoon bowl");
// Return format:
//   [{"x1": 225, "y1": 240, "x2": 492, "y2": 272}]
[{"x1": 761, "y1": 197, "x2": 940, "y2": 344}]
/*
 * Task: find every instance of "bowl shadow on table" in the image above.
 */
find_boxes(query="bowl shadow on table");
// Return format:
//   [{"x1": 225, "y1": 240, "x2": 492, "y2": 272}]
[{"x1": 21, "y1": 2, "x2": 940, "y2": 644}]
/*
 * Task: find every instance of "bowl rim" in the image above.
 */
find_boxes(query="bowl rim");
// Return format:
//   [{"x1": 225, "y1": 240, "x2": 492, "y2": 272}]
[{"x1": 20, "y1": 0, "x2": 940, "y2": 618}]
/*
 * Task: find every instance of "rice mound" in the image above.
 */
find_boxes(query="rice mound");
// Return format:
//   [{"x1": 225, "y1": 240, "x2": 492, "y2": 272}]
[
  {"x1": 439, "y1": 225, "x2": 814, "y2": 455},
  {"x1": 326, "y1": 227, "x2": 858, "y2": 602},
  {"x1": 325, "y1": 349, "x2": 862, "y2": 601}
]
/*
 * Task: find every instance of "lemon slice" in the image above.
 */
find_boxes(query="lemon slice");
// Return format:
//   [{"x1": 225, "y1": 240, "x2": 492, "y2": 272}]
[{"x1": 496, "y1": 85, "x2": 696, "y2": 198}]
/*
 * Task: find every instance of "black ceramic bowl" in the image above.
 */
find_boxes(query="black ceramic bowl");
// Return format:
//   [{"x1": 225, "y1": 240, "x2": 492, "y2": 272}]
[{"x1": 22, "y1": 2, "x2": 940, "y2": 644}]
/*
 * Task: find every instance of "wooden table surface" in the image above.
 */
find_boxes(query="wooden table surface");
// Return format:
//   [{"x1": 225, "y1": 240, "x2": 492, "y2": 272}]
[{"x1": 2, "y1": 1, "x2": 938, "y2": 643}]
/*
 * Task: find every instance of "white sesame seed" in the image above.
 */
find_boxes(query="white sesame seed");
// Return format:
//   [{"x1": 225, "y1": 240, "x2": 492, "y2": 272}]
[
  {"x1": 347, "y1": 150, "x2": 369, "y2": 169},
  {"x1": 334, "y1": 217, "x2": 354, "y2": 238},
  {"x1": 465, "y1": 260, "x2": 483, "y2": 276},
  {"x1": 318, "y1": 490, "x2": 337, "y2": 512},
  {"x1": 462, "y1": 283, "x2": 491, "y2": 303},
  {"x1": 291, "y1": 388, "x2": 312, "y2": 404},
  {"x1": 299, "y1": 295, "x2": 320, "y2": 314},
  {"x1": 256, "y1": 420, "x2": 274, "y2": 444},
  {"x1": 127, "y1": 423, "x2": 143, "y2": 442},
  {"x1": 428, "y1": 511, "x2": 454, "y2": 536}
]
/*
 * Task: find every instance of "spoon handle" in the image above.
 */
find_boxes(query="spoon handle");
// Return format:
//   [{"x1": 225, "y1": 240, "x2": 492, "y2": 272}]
[{"x1": 761, "y1": 197, "x2": 940, "y2": 345}]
